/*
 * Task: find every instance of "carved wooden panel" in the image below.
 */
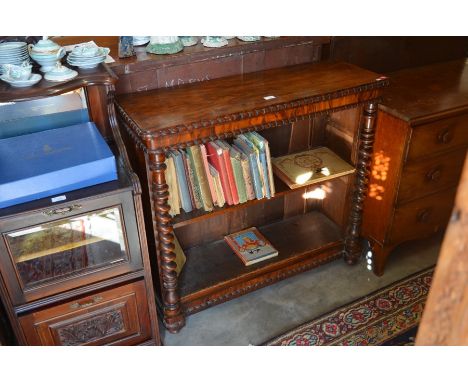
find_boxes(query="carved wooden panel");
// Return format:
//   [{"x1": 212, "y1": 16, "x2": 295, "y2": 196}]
[
  {"x1": 55, "y1": 309, "x2": 125, "y2": 346},
  {"x1": 19, "y1": 280, "x2": 152, "y2": 346}
]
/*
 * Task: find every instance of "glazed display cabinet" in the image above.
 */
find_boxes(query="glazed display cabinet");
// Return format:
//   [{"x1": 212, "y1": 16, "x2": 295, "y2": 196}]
[
  {"x1": 0, "y1": 65, "x2": 160, "y2": 345},
  {"x1": 115, "y1": 61, "x2": 389, "y2": 332}
]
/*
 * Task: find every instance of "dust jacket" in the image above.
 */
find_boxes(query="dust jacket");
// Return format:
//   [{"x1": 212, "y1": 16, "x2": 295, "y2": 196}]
[
  {"x1": 0, "y1": 122, "x2": 117, "y2": 208},
  {"x1": 224, "y1": 227, "x2": 278, "y2": 266},
  {"x1": 271, "y1": 147, "x2": 355, "y2": 189}
]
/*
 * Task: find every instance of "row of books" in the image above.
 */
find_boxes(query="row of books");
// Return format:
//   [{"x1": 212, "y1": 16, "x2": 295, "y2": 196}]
[{"x1": 165, "y1": 132, "x2": 276, "y2": 216}]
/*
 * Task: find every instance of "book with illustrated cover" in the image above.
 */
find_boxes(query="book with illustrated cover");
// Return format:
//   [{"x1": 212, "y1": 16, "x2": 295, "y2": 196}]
[
  {"x1": 271, "y1": 147, "x2": 355, "y2": 189},
  {"x1": 224, "y1": 227, "x2": 278, "y2": 266}
]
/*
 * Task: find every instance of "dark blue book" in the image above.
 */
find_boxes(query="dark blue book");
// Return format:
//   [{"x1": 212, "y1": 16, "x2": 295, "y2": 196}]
[{"x1": 0, "y1": 122, "x2": 117, "y2": 208}]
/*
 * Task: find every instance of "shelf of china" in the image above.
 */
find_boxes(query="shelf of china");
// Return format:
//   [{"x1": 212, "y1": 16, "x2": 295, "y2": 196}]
[{"x1": 174, "y1": 170, "x2": 353, "y2": 315}]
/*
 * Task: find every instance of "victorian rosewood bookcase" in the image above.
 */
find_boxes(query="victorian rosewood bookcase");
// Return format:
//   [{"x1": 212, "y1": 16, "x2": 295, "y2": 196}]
[
  {"x1": 0, "y1": 65, "x2": 160, "y2": 345},
  {"x1": 115, "y1": 61, "x2": 388, "y2": 333}
]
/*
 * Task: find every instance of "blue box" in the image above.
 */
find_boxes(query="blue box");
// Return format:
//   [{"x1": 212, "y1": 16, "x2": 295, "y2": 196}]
[{"x1": 0, "y1": 122, "x2": 117, "y2": 208}]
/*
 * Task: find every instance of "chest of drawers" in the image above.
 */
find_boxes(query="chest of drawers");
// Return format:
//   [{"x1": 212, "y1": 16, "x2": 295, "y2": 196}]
[{"x1": 362, "y1": 60, "x2": 468, "y2": 275}]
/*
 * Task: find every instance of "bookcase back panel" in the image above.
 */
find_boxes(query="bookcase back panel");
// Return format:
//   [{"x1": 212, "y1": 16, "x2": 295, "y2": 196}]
[{"x1": 325, "y1": 108, "x2": 361, "y2": 164}]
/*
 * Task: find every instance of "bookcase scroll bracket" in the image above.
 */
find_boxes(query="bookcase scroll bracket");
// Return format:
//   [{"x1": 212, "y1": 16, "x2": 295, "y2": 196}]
[
  {"x1": 343, "y1": 101, "x2": 377, "y2": 264},
  {"x1": 148, "y1": 151, "x2": 185, "y2": 333}
]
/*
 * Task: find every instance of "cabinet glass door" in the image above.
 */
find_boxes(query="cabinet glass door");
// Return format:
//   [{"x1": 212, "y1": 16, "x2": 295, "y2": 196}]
[{"x1": 4, "y1": 207, "x2": 127, "y2": 289}]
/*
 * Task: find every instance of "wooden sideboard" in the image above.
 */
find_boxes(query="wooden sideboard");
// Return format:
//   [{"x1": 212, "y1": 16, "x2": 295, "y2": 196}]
[
  {"x1": 362, "y1": 59, "x2": 468, "y2": 276},
  {"x1": 115, "y1": 61, "x2": 388, "y2": 332},
  {"x1": 0, "y1": 65, "x2": 160, "y2": 345}
]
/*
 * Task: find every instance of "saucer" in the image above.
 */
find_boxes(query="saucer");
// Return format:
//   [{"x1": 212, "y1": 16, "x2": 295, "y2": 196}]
[
  {"x1": 44, "y1": 65, "x2": 78, "y2": 82},
  {"x1": 0, "y1": 73, "x2": 42, "y2": 87}
]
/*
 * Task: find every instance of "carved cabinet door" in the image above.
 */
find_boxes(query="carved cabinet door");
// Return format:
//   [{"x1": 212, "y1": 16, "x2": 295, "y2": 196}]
[{"x1": 18, "y1": 280, "x2": 152, "y2": 346}]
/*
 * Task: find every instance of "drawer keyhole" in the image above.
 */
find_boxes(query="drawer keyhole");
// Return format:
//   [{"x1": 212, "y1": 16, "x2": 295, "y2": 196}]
[
  {"x1": 426, "y1": 167, "x2": 442, "y2": 182},
  {"x1": 437, "y1": 129, "x2": 453, "y2": 144}
]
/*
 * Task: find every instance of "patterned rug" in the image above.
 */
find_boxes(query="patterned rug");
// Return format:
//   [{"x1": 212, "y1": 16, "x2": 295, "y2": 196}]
[{"x1": 265, "y1": 267, "x2": 434, "y2": 346}]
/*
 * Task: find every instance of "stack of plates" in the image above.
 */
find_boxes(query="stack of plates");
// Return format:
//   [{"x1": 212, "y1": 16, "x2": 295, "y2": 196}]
[
  {"x1": 66, "y1": 47, "x2": 110, "y2": 69},
  {"x1": 0, "y1": 42, "x2": 30, "y2": 74}
]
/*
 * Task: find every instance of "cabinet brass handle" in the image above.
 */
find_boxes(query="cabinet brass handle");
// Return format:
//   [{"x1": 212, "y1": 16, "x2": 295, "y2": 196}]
[
  {"x1": 417, "y1": 209, "x2": 431, "y2": 223},
  {"x1": 426, "y1": 168, "x2": 442, "y2": 182},
  {"x1": 42, "y1": 204, "x2": 82, "y2": 216},
  {"x1": 437, "y1": 129, "x2": 453, "y2": 144},
  {"x1": 70, "y1": 296, "x2": 104, "y2": 310}
]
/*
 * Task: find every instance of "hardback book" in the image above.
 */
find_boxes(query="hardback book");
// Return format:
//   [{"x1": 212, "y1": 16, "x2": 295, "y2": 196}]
[
  {"x1": 171, "y1": 150, "x2": 193, "y2": 213},
  {"x1": 229, "y1": 146, "x2": 248, "y2": 204},
  {"x1": 173, "y1": 233, "x2": 187, "y2": 276},
  {"x1": 224, "y1": 227, "x2": 278, "y2": 266},
  {"x1": 165, "y1": 153, "x2": 181, "y2": 216},
  {"x1": 246, "y1": 132, "x2": 272, "y2": 199},
  {"x1": 216, "y1": 140, "x2": 239, "y2": 205},
  {"x1": 206, "y1": 141, "x2": 234, "y2": 205},
  {"x1": 182, "y1": 150, "x2": 202, "y2": 209},
  {"x1": 271, "y1": 146, "x2": 355, "y2": 189},
  {"x1": 232, "y1": 145, "x2": 255, "y2": 201},
  {"x1": 233, "y1": 136, "x2": 263, "y2": 200},
  {"x1": 0, "y1": 122, "x2": 117, "y2": 209},
  {"x1": 187, "y1": 145, "x2": 214, "y2": 212},
  {"x1": 250, "y1": 131, "x2": 275, "y2": 197},
  {"x1": 209, "y1": 164, "x2": 225, "y2": 208},
  {"x1": 199, "y1": 144, "x2": 218, "y2": 206}
]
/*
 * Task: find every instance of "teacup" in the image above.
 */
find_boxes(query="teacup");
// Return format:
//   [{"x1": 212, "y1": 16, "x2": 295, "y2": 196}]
[{"x1": 2, "y1": 62, "x2": 32, "y2": 80}]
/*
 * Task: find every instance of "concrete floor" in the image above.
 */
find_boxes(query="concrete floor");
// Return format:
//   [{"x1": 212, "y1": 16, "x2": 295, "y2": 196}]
[{"x1": 162, "y1": 235, "x2": 441, "y2": 345}]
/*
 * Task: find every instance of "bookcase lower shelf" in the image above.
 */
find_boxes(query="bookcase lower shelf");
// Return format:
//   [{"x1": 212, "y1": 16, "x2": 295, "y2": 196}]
[{"x1": 178, "y1": 211, "x2": 343, "y2": 315}]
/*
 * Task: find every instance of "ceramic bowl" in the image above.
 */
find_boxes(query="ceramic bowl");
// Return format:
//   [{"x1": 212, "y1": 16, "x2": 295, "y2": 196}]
[
  {"x1": 0, "y1": 73, "x2": 42, "y2": 87},
  {"x1": 30, "y1": 49, "x2": 66, "y2": 72}
]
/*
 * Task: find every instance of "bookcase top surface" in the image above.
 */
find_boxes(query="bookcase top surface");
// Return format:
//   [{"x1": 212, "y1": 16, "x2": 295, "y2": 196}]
[
  {"x1": 379, "y1": 59, "x2": 468, "y2": 123},
  {"x1": 116, "y1": 61, "x2": 385, "y2": 135}
]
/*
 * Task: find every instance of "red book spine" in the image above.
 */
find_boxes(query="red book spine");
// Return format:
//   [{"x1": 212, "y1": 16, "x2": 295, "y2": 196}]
[
  {"x1": 218, "y1": 142, "x2": 239, "y2": 205},
  {"x1": 206, "y1": 142, "x2": 234, "y2": 205}
]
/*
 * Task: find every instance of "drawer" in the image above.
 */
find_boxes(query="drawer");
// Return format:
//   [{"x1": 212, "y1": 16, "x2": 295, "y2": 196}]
[
  {"x1": 390, "y1": 188, "x2": 457, "y2": 245},
  {"x1": 398, "y1": 148, "x2": 466, "y2": 203},
  {"x1": 407, "y1": 113, "x2": 468, "y2": 161},
  {"x1": 18, "y1": 280, "x2": 152, "y2": 346}
]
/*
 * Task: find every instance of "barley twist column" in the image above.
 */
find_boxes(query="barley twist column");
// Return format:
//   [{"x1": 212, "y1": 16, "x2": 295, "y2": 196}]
[
  {"x1": 344, "y1": 101, "x2": 378, "y2": 264},
  {"x1": 149, "y1": 151, "x2": 185, "y2": 332}
]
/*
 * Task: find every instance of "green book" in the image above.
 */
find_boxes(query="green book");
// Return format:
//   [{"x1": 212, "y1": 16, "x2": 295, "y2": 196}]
[
  {"x1": 184, "y1": 149, "x2": 202, "y2": 210},
  {"x1": 187, "y1": 145, "x2": 214, "y2": 212},
  {"x1": 230, "y1": 146, "x2": 248, "y2": 204}
]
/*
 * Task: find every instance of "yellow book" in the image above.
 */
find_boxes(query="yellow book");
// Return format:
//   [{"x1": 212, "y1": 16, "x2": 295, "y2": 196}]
[
  {"x1": 271, "y1": 147, "x2": 355, "y2": 189},
  {"x1": 173, "y1": 234, "x2": 187, "y2": 276}
]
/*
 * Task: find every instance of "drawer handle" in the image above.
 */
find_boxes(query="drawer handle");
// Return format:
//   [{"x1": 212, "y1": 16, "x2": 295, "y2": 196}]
[
  {"x1": 437, "y1": 129, "x2": 453, "y2": 144},
  {"x1": 70, "y1": 296, "x2": 104, "y2": 310},
  {"x1": 426, "y1": 168, "x2": 442, "y2": 182},
  {"x1": 42, "y1": 204, "x2": 82, "y2": 216},
  {"x1": 417, "y1": 209, "x2": 431, "y2": 223}
]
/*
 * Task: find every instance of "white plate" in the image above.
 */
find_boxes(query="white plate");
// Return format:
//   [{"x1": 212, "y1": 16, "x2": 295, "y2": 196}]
[
  {"x1": 0, "y1": 73, "x2": 42, "y2": 87},
  {"x1": 67, "y1": 54, "x2": 106, "y2": 62},
  {"x1": 0, "y1": 42, "x2": 27, "y2": 51}
]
